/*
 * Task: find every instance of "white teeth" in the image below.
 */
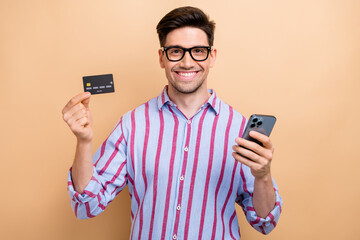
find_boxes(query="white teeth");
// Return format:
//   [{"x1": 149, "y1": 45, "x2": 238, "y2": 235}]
[{"x1": 178, "y1": 72, "x2": 196, "y2": 77}]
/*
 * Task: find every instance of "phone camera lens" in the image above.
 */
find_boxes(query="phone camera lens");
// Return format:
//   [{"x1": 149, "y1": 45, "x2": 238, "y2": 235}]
[
  {"x1": 250, "y1": 123, "x2": 256, "y2": 128},
  {"x1": 257, "y1": 121, "x2": 263, "y2": 126},
  {"x1": 252, "y1": 118, "x2": 258, "y2": 123}
]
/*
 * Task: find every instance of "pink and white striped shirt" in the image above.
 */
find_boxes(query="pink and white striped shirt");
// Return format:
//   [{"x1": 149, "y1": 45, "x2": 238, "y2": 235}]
[{"x1": 67, "y1": 87, "x2": 282, "y2": 239}]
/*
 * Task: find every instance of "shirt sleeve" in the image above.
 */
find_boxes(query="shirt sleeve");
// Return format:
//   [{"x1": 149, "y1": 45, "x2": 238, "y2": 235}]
[
  {"x1": 67, "y1": 119, "x2": 128, "y2": 219},
  {"x1": 236, "y1": 163, "x2": 283, "y2": 234}
]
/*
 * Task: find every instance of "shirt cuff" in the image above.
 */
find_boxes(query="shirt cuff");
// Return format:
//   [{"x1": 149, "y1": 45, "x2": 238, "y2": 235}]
[
  {"x1": 246, "y1": 188, "x2": 283, "y2": 234},
  {"x1": 67, "y1": 166, "x2": 102, "y2": 204}
]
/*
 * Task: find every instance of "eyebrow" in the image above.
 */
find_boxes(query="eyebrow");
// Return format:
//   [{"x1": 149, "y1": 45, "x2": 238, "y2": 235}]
[
  {"x1": 164, "y1": 45, "x2": 210, "y2": 48},
  {"x1": 165, "y1": 45, "x2": 182, "y2": 48}
]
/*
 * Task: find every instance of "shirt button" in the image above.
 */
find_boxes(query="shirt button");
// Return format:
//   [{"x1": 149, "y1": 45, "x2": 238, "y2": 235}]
[
  {"x1": 187, "y1": 120, "x2": 191, "y2": 124},
  {"x1": 172, "y1": 234, "x2": 177, "y2": 239},
  {"x1": 184, "y1": 147, "x2": 188, "y2": 152},
  {"x1": 180, "y1": 176, "x2": 184, "y2": 181},
  {"x1": 177, "y1": 205, "x2": 181, "y2": 211}
]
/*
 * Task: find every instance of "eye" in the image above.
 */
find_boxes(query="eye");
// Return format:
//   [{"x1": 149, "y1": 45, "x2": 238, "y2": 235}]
[
  {"x1": 192, "y1": 48, "x2": 208, "y2": 56},
  {"x1": 169, "y1": 48, "x2": 182, "y2": 55}
]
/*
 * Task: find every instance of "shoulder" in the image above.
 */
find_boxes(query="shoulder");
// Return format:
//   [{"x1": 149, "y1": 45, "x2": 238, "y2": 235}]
[
  {"x1": 218, "y1": 98, "x2": 247, "y2": 123},
  {"x1": 116, "y1": 96, "x2": 158, "y2": 131}
]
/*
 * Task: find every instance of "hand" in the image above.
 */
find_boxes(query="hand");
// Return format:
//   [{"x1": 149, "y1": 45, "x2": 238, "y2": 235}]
[
  {"x1": 232, "y1": 131, "x2": 274, "y2": 179},
  {"x1": 62, "y1": 92, "x2": 93, "y2": 143}
]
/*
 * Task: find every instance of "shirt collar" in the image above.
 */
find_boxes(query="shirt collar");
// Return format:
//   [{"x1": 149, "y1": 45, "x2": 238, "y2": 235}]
[
  {"x1": 156, "y1": 86, "x2": 171, "y2": 110},
  {"x1": 156, "y1": 86, "x2": 220, "y2": 115},
  {"x1": 206, "y1": 89, "x2": 220, "y2": 115}
]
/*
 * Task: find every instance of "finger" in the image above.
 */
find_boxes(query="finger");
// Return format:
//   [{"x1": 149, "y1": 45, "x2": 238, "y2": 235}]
[
  {"x1": 249, "y1": 131, "x2": 273, "y2": 150},
  {"x1": 235, "y1": 137, "x2": 263, "y2": 156},
  {"x1": 76, "y1": 116, "x2": 89, "y2": 127},
  {"x1": 62, "y1": 92, "x2": 91, "y2": 114},
  {"x1": 67, "y1": 106, "x2": 89, "y2": 125},
  {"x1": 70, "y1": 116, "x2": 89, "y2": 133},
  {"x1": 232, "y1": 151, "x2": 258, "y2": 169},
  {"x1": 232, "y1": 144, "x2": 262, "y2": 163},
  {"x1": 63, "y1": 103, "x2": 86, "y2": 122},
  {"x1": 82, "y1": 95, "x2": 91, "y2": 109},
  {"x1": 235, "y1": 136, "x2": 273, "y2": 161}
]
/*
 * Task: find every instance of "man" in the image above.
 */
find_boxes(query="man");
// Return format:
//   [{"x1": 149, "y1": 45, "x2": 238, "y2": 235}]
[{"x1": 63, "y1": 6, "x2": 282, "y2": 239}]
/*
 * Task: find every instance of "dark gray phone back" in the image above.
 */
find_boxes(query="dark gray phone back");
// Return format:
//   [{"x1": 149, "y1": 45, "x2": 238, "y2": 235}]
[{"x1": 242, "y1": 114, "x2": 276, "y2": 146}]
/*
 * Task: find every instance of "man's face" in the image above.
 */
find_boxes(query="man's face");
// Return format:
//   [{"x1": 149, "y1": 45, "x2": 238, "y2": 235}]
[{"x1": 159, "y1": 27, "x2": 217, "y2": 95}]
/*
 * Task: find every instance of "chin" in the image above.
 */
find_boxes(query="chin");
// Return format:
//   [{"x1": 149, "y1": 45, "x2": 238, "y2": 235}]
[{"x1": 171, "y1": 82, "x2": 204, "y2": 95}]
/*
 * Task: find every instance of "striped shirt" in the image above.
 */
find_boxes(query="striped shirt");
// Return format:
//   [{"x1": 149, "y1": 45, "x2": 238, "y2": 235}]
[{"x1": 67, "y1": 87, "x2": 283, "y2": 239}]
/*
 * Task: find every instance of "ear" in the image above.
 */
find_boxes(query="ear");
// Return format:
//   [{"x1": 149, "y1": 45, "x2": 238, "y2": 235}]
[
  {"x1": 158, "y1": 49, "x2": 165, "y2": 68},
  {"x1": 209, "y1": 48, "x2": 217, "y2": 68}
]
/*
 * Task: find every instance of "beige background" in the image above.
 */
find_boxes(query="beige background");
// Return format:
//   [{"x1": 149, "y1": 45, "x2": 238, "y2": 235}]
[{"x1": 1, "y1": 0, "x2": 359, "y2": 239}]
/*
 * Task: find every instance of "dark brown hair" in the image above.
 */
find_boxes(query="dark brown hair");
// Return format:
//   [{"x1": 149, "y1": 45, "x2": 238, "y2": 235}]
[{"x1": 156, "y1": 6, "x2": 216, "y2": 47}]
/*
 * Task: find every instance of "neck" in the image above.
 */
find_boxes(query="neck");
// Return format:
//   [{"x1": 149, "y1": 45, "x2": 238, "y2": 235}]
[{"x1": 167, "y1": 85, "x2": 210, "y2": 119}]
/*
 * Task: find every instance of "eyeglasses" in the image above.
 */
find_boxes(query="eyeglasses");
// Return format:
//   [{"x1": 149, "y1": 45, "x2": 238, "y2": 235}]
[{"x1": 161, "y1": 46, "x2": 212, "y2": 62}]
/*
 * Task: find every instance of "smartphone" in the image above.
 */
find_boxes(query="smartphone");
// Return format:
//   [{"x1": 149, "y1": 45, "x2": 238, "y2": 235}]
[{"x1": 242, "y1": 114, "x2": 276, "y2": 146}]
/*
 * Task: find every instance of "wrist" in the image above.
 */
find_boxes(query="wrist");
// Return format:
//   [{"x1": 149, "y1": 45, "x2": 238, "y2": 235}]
[
  {"x1": 76, "y1": 136, "x2": 92, "y2": 145},
  {"x1": 254, "y1": 172, "x2": 272, "y2": 183},
  {"x1": 75, "y1": 138, "x2": 92, "y2": 155}
]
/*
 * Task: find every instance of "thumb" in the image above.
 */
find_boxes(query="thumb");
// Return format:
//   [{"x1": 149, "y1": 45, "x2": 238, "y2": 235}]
[{"x1": 82, "y1": 93, "x2": 91, "y2": 109}]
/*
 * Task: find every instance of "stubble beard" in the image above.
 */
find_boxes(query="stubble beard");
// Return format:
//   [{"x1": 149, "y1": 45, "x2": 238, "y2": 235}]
[{"x1": 169, "y1": 78, "x2": 205, "y2": 95}]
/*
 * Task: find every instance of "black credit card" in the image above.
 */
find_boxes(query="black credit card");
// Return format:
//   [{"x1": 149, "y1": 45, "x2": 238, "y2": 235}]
[{"x1": 83, "y1": 74, "x2": 115, "y2": 95}]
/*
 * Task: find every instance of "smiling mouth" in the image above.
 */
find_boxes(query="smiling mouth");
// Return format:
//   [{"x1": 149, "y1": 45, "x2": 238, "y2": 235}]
[{"x1": 174, "y1": 70, "x2": 200, "y2": 79}]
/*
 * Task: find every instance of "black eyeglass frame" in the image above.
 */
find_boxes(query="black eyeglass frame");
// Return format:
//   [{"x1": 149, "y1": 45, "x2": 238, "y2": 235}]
[{"x1": 161, "y1": 46, "x2": 212, "y2": 62}]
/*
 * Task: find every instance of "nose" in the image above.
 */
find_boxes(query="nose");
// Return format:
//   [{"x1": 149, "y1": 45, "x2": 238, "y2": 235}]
[{"x1": 179, "y1": 51, "x2": 195, "y2": 68}]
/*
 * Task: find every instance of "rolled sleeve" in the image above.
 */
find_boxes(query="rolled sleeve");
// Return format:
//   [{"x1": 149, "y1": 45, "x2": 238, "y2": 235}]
[
  {"x1": 66, "y1": 118, "x2": 129, "y2": 219},
  {"x1": 67, "y1": 167, "x2": 106, "y2": 219},
  {"x1": 243, "y1": 188, "x2": 282, "y2": 234},
  {"x1": 67, "y1": 167, "x2": 102, "y2": 204},
  {"x1": 237, "y1": 164, "x2": 283, "y2": 234}
]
